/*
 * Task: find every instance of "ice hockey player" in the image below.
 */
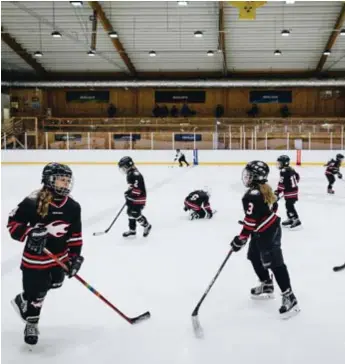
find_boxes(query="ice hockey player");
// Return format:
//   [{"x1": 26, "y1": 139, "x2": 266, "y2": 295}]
[
  {"x1": 174, "y1": 149, "x2": 190, "y2": 167},
  {"x1": 118, "y1": 156, "x2": 152, "y2": 237},
  {"x1": 324, "y1": 153, "x2": 344, "y2": 194},
  {"x1": 7, "y1": 163, "x2": 84, "y2": 346},
  {"x1": 275, "y1": 155, "x2": 301, "y2": 228},
  {"x1": 184, "y1": 189, "x2": 214, "y2": 220},
  {"x1": 230, "y1": 160, "x2": 300, "y2": 319}
]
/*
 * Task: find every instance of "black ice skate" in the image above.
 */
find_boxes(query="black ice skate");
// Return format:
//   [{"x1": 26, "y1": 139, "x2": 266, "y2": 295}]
[
  {"x1": 282, "y1": 219, "x2": 293, "y2": 227},
  {"x1": 327, "y1": 188, "x2": 334, "y2": 194},
  {"x1": 290, "y1": 219, "x2": 302, "y2": 229},
  {"x1": 123, "y1": 230, "x2": 136, "y2": 238},
  {"x1": 279, "y1": 289, "x2": 300, "y2": 319},
  {"x1": 11, "y1": 293, "x2": 27, "y2": 323},
  {"x1": 143, "y1": 224, "x2": 152, "y2": 237},
  {"x1": 251, "y1": 279, "x2": 274, "y2": 300},
  {"x1": 24, "y1": 322, "x2": 39, "y2": 346}
]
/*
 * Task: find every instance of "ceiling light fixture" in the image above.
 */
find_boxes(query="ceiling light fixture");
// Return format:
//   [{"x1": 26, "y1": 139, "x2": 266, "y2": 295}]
[
  {"x1": 70, "y1": 1, "x2": 83, "y2": 6},
  {"x1": 108, "y1": 31, "x2": 118, "y2": 38},
  {"x1": 281, "y1": 29, "x2": 290, "y2": 36},
  {"x1": 51, "y1": 30, "x2": 62, "y2": 38},
  {"x1": 149, "y1": 51, "x2": 156, "y2": 57},
  {"x1": 194, "y1": 31, "x2": 203, "y2": 38},
  {"x1": 207, "y1": 50, "x2": 214, "y2": 56},
  {"x1": 34, "y1": 51, "x2": 43, "y2": 57},
  {"x1": 274, "y1": 50, "x2": 282, "y2": 56},
  {"x1": 323, "y1": 50, "x2": 331, "y2": 56},
  {"x1": 177, "y1": 1, "x2": 188, "y2": 6}
]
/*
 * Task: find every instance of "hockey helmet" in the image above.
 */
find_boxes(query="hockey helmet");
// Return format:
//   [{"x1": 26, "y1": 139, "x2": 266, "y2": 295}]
[
  {"x1": 336, "y1": 153, "x2": 344, "y2": 161},
  {"x1": 118, "y1": 156, "x2": 134, "y2": 173},
  {"x1": 242, "y1": 160, "x2": 270, "y2": 188},
  {"x1": 42, "y1": 162, "x2": 73, "y2": 196},
  {"x1": 277, "y1": 155, "x2": 290, "y2": 169}
]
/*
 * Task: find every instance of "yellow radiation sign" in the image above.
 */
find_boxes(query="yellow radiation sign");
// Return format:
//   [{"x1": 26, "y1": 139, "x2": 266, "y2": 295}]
[{"x1": 229, "y1": 1, "x2": 266, "y2": 20}]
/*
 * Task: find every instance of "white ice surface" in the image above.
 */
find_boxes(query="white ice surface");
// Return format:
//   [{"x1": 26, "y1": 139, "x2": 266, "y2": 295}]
[{"x1": 1, "y1": 165, "x2": 345, "y2": 364}]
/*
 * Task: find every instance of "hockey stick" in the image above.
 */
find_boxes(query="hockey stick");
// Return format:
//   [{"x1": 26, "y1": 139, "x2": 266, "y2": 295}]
[
  {"x1": 43, "y1": 248, "x2": 151, "y2": 324},
  {"x1": 191, "y1": 249, "x2": 234, "y2": 338},
  {"x1": 93, "y1": 202, "x2": 126, "y2": 236},
  {"x1": 333, "y1": 262, "x2": 345, "y2": 272}
]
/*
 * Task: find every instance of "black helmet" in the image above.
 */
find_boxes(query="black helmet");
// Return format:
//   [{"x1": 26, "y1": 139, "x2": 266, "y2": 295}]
[
  {"x1": 118, "y1": 156, "x2": 134, "y2": 174},
  {"x1": 42, "y1": 162, "x2": 73, "y2": 196},
  {"x1": 242, "y1": 160, "x2": 270, "y2": 188},
  {"x1": 336, "y1": 153, "x2": 344, "y2": 161},
  {"x1": 277, "y1": 155, "x2": 290, "y2": 169}
]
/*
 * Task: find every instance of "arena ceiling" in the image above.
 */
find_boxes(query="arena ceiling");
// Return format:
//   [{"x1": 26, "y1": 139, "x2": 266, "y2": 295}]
[{"x1": 1, "y1": 1, "x2": 345, "y2": 80}]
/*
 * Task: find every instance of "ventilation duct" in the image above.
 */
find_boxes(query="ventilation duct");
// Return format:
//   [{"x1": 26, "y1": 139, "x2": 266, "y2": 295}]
[{"x1": 2, "y1": 79, "x2": 345, "y2": 88}]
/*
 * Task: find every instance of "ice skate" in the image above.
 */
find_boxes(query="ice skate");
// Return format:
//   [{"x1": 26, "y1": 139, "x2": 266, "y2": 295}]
[
  {"x1": 282, "y1": 219, "x2": 293, "y2": 227},
  {"x1": 327, "y1": 188, "x2": 334, "y2": 194},
  {"x1": 123, "y1": 230, "x2": 136, "y2": 238},
  {"x1": 24, "y1": 322, "x2": 39, "y2": 346},
  {"x1": 279, "y1": 289, "x2": 300, "y2": 319},
  {"x1": 290, "y1": 218, "x2": 302, "y2": 229},
  {"x1": 11, "y1": 293, "x2": 27, "y2": 323},
  {"x1": 143, "y1": 224, "x2": 152, "y2": 237},
  {"x1": 251, "y1": 279, "x2": 274, "y2": 300}
]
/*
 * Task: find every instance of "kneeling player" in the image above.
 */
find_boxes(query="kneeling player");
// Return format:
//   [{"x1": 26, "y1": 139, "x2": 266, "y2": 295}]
[{"x1": 184, "y1": 190, "x2": 213, "y2": 220}]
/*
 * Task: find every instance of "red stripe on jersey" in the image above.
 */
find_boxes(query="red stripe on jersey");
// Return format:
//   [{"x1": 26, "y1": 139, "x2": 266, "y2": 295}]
[
  {"x1": 185, "y1": 200, "x2": 200, "y2": 211},
  {"x1": 257, "y1": 214, "x2": 278, "y2": 233},
  {"x1": 23, "y1": 250, "x2": 68, "y2": 261},
  {"x1": 21, "y1": 256, "x2": 69, "y2": 270},
  {"x1": 68, "y1": 240, "x2": 83, "y2": 247},
  {"x1": 72, "y1": 232, "x2": 82, "y2": 237}
]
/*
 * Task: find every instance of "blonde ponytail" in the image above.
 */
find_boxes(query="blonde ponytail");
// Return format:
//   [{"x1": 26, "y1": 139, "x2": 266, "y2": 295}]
[
  {"x1": 259, "y1": 183, "x2": 276, "y2": 205},
  {"x1": 37, "y1": 188, "x2": 53, "y2": 217}
]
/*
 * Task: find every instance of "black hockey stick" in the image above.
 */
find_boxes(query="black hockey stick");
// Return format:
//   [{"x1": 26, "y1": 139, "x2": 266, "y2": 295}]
[
  {"x1": 44, "y1": 248, "x2": 151, "y2": 324},
  {"x1": 333, "y1": 263, "x2": 345, "y2": 272},
  {"x1": 191, "y1": 249, "x2": 234, "y2": 338},
  {"x1": 93, "y1": 202, "x2": 126, "y2": 236}
]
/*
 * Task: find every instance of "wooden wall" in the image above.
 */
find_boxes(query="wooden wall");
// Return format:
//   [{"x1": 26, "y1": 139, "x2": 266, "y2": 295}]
[{"x1": 9, "y1": 87, "x2": 345, "y2": 118}]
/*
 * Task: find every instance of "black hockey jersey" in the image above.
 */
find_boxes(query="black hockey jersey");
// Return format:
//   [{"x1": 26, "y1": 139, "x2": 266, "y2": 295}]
[
  {"x1": 325, "y1": 159, "x2": 341, "y2": 176},
  {"x1": 175, "y1": 151, "x2": 185, "y2": 160},
  {"x1": 184, "y1": 190, "x2": 211, "y2": 212},
  {"x1": 126, "y1": 168, "x2": 147, "y2": 205},
  {"x1": 239, "y1": 188, "x2": 279, "y2": 240},
  {"x1": 277, "y1": 167, "x2": 300, "y2": 199},
  {"x1": 7, "y1": 191, "x2": 82, "y2": 270}
]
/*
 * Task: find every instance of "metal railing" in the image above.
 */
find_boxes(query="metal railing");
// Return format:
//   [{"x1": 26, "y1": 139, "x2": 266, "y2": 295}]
[{"x1": 2, "y1": 130, "x2": 344, "y2": 151}]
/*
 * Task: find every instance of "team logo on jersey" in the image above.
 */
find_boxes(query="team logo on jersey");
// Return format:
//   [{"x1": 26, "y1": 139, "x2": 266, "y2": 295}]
[{"x1": 45, "y1": 220, "x2": 71, "y2": 237}]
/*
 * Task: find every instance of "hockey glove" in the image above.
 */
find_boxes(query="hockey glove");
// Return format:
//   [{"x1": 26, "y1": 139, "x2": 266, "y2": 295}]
[
  {"x1": 26, "y1": 227, "x2": 48, "y2": 254},
  {"x1": 184, "y1": 205, "x2": 188, "y2": 212},
  {"x1": 338, "y1": 173, "x2": 343, "y2": 179},
  {"x1": 230, "y1": 236, "x2": 248, "y2": 253},
  {"x1": 66, "y1": 255, "x2": 84, "y2": 278}
]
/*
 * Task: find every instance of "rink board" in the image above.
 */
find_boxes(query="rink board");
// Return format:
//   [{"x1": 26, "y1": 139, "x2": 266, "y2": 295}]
[{"x1": 1, "y1": 150, "x2": 343, "y2": 166}]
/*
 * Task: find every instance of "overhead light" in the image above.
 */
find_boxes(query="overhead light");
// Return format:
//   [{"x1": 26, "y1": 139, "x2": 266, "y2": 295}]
[
  {"x1": 177, "y1": 1, "x2": 188, "y2": 5},
  {"x1": 340, "y1": 29, "x2": 345, "y2": 36},
  {"x1": 207, "y1": 50, "x2": 214, "y2": 56},
  {"x1": 194, "y1": 31, "x2": 203, "y2": 38},
  {"x1": 149, "y1": 51, "x2": 156, "y2": 57},
  {"x1": 323, "y1": 50, "x2": 331, "y2": 56},
  {"x1": 285, "y1": 0, "x2": 295, "y2": 4},
  {"x1": 281, "y1": 29, "x2": 290, "y2": 37},
  {"x1": 108, "y1": 31, "x2": 118, "y2": 38},
  {"x1": 34, "y1": 51, "x2": 43, "y2": 57},
  {"x1": 274, "y1": 50, "x2": 282, "y2": 56},
  {"x1": 70, "y1": 1, "x2": 83, "y2": 6},
  {"x1": 87, "y1": 50, "x2": 96, "y2": 56},
  {"x1": 51, "y1": 31, "x2": 62, "y2": 38}
]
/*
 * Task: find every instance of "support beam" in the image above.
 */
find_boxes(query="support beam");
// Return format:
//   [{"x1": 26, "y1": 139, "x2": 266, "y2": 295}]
[
  {"x1": 91, "y1": 9, "x2": 98, "y2": 51},
  {"x1": 316, "y1": 3, "x2": 345, "y2": 73},
  {"x1": 1, "y1": 27, "x2": 47, "y2": 75},
  {"x1": 88, "y1": 1, "x2": 137, "y2": 76},
  {"x1": 218, "y1": 2, "x2": 228, "y2": 76}
]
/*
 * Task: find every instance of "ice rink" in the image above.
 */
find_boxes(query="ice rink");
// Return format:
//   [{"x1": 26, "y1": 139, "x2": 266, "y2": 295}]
[{"x1": 1, "y1": 163, "x2": 345, "y2": 364}]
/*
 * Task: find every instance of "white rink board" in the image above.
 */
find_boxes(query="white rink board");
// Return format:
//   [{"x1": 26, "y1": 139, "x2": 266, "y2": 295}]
[{"x1": 1, "y1": 149, "x2": 344, "y2": 165}]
